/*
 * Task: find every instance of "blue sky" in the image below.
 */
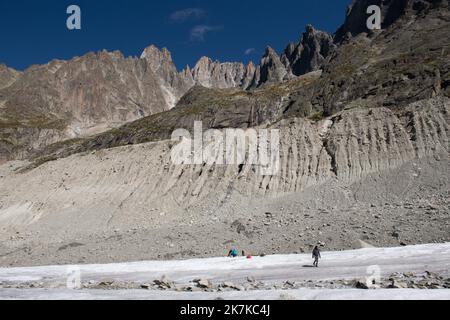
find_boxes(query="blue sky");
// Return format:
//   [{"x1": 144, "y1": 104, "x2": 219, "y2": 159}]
[{"x1": 0, "y1": 0, "x2": 351, "y2": 71}]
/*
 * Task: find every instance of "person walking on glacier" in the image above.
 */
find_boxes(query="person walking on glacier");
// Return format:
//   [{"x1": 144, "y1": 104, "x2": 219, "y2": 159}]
[{"x1": 312, "y1": 246, "x2": 321, "y2": 267}]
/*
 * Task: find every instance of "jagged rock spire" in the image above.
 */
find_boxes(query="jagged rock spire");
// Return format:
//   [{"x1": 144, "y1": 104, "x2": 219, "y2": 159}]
[{"x1": 281, "y1": 24, "x2": 336, "y2": 76}]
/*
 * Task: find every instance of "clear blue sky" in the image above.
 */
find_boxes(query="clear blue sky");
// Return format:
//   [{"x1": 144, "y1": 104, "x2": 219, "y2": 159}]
[{"x1": 0, "y1": 0, "x2": 351, "y2": 71}]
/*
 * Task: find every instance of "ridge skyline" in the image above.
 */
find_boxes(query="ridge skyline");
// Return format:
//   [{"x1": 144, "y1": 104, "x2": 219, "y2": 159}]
[{"x1": 0, "y1": 0, "x2": 350, "y2": 71}]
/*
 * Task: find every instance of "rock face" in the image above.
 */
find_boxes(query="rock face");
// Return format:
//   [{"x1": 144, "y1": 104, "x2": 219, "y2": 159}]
[
  {"x1": 285, "y1": 0, "x2": 450, "y2": 118},
  {"x1": 191, "y1": 57, "x2": 254, "y2": 89},
  {"x1": 335, "y1": 0, "x2": 450, "y2": 42},
  {"x1": 11, "y1": 51, "x2": 170, "y2": 124},
  {"x1": 0, "y1": 21, "x2": 340, "y2": 161},
  {"x1": 25, "y1": 95, "x2": 450, "y2": 202},
  {"x1": 28, "y1": 72, "x2": 323, "y2": 162},
  {"x1": 0, "y1": 41, "x2": 327, "y2": 161},
  {"x1": 249, "y1": 25, "x2": 336, "y2": 88},
  {"x1": 140, "y1": 45, "x2": 194, "y2": 108},
  {"x1": 0, "y1": 50, "x2": 174, "y2": 160},
  {"x1": 0, "y1": 64, "x2": 21, "y2": 89},
  {"x1": 0, "y1": 97, "x2": 448, "y2": 267},
  {"x1": 2, "y1": 0, "x2": 448, "y2": 163},
  {"x1": 250, "y1": 47, "x2": 290, "y2": 88},
  {"x1": 282, "y1": 25, "x2": 336, "y2": 76}
]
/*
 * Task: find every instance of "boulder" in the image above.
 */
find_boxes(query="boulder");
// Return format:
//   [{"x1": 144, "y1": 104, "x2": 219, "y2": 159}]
[{"x1": 194, "y1": 279, "x2": 213, "y2": 289}]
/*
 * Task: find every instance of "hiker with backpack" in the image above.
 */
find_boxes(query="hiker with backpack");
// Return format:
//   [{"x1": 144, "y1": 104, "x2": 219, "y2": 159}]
[
  {"x1": 312, "y1": 246, "x2": 321, "y2": 267},
  {"x1": 228, "y1": 248, "x2": 239, "y2": 258}
]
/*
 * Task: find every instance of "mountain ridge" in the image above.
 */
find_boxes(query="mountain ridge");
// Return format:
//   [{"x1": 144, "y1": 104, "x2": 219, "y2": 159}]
[
  {"x1": 1, "y1": 0, "x2": 449, "y2": 162},
  {"x1": 0, "y1": 25, "x2": 334, "y2": 161}
]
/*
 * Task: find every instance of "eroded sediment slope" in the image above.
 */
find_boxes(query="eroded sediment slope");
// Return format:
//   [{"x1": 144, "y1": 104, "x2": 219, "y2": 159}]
[{"x1": 0, "y1": 97, "x2": 448, "y2": 267}]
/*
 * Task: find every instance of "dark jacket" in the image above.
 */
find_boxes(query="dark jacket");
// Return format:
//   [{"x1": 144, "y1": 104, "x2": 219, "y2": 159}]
[{"x1": 312, "y1": 248, "x2": 321, "y2": 259}]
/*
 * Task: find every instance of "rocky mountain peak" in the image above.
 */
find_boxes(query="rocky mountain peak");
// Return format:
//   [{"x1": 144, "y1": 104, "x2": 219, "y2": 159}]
[
  {"x1": 249, "y1": 24, "x2": 337, "y2": 89},
  {"x1": 305, "y1": 24, "x2": 316, "y2": 34},
  {"x1": 0, "y1": 64, "x2": 21, "y2": 89},
  {"x1": 192, "y1": 56, "x2": 214, "y2": 75},
  {"x1": 252, "y1": 46, "x2": 289, "y2": 86},
  {"x1": 334, "y1": 0, "x2": 450, "y2": 43},
  {"x1": 284, "y1": 43, "x2": 297, "y2": 58},
  {"x1": 137, "y1": 45, "x2": 194, "y2": 109},
  {"x1": 281, "y1": 25, "x2": 336, "y2": 77},
  {"x1": 140, "y1": 45, "x2": 172, "y2": 61},
  {"x1": 99, "y1": 49, "x2": 124, "y2": 60},
  {"x1": 246, "y1": 61, "x2": 256, "y2": 75},
  {"x1": 263, "y1": 46, "x2": 279, "y2": 58},
  {"x1": 140, "y1": 45, "x2": 176, "y2": 73},
  {"x1": 181, "y1": 65, "x2": 193, "y2": 78},
  {"x1": 191, "y1": 56, "x2": 251, "y2": 89},
  {"x1": 242, "y1": 61, "x2": 257, "y2": 89},
  {"x1": 1, "y1": 0, "x2": 449, "y2": 169}
]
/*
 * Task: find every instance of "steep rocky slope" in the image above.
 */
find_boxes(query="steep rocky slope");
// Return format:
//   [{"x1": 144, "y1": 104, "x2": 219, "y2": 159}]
[
  {"x1": 27, "y1": 71, "x2": 321, "y2": 164},
  {"x1": 0, "y1": 97, "x2": 448, "y2": 266},
  {"x1": 0, "y1": 0, "x2": 449, "y2": 266},
  {"x1": 191, "y1": 57, "x2": 255, "y2": 89},
  {"x1": 15, "y1": 96, "x2": 449, "y2": 207},
  {"x1": 3, "y1": 1, "x2": 449, "y2": 163},
  {"x1": 23, "y1": 0, "x2": 450, "y2": 165},
  {"x1": 140, "y1": 45, "x2": 195, "y2": 108},
  {"x1": 0, "y1": 64, "x2": 20, "y2": 89},
  {"x1": 0, "y1": 51, "x2": 170, "y2": 161},
  {"x1": 286, "y1": 0, "x2": 450, "y2": 117},
  {"x1": 0, "y1": 26, "x2": 338, "y2": 161},
  {"x1": 335, "y1": 0, "x2": 450, "y2": 42},
  {"x1": 282, "y1": 25, "x2": 336, "y2": 78}
]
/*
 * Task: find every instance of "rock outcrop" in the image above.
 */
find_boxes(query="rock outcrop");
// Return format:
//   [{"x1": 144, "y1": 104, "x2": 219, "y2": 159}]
[
  {"x1": 140, "y1": 45, "x2": 195, "y2": 108},
  {"x1": 0, "y1": 64, "x2": 21, "y2": 89},
  {"x1": 282, "y1": 25, "x2": 336, "y2": 76},
  {"x1": 191, "y1": 56, "x2": 254, "y2": 89},
  {"x1": 0, "y1": 41, "x2": 327, "y2": 160},
  {"x1": 250, "y1": 47, "x2": 290, "y2": 88},
  {"x1": 0, "y1": 50, "x2": 173, "y2": 160},
  {"x1": 0, "y1": 97, "x2": 447, "y2": 254},
  {"x1": 285, "y1": 0, "x2": 450, "y2": 118},
  {"x1": 1, "y1": 0, "x2": 449, "y2": 164},
  {"x1": 249, "y1": 25, "x2": 336, "y2": 88},
  {"x1": 335, "y1": 0, "x2": 450, "y2": 42}
]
